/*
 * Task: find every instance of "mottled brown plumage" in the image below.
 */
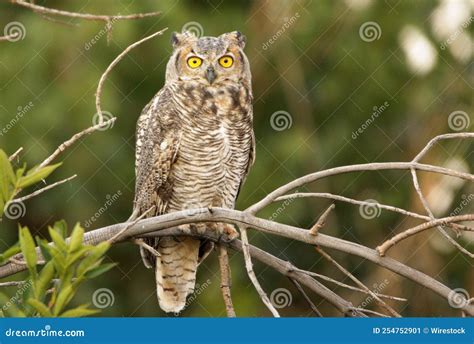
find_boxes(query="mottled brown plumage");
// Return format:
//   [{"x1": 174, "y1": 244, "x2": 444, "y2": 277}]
[{"x1": 133, "y1": 31, "x2": 254, "y2": 313}]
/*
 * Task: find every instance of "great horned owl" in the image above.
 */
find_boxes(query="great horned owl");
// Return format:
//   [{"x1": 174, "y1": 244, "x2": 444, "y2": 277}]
[{"x1": 133, "y1": 31, "x2": 254, "y2": 313}]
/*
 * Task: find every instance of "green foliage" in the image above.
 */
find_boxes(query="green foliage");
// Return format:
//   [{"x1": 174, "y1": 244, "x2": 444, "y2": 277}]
[
  {"x1": 0, "y1": 222, "x2": 115, "y2": 317},
  {"x1": 0, "y1": 148, "x2": 61, "y2": 217}
]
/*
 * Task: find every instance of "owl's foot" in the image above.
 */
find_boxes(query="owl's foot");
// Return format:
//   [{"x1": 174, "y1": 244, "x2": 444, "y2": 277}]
[{"x1": 216, "y1": 223, "x2": 239, "y2": 242}]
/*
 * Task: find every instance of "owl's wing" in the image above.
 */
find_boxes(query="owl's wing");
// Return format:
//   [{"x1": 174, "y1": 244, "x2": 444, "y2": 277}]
[
  {"x1": 236, "y1": 108, "x2": 256, "y2": 199},
  {"x1": 134, "y1": 87, "x2": 180, "y2": 216}
]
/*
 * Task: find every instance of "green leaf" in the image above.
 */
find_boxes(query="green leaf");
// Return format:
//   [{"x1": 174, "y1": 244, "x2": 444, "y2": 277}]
[
  {"x1": 68, "y1": 223, "x2": 84, "y2": 253},
  {"x1": 48, "y1": 227, "x2": 67, "y2": 252},
  {"x1": 27, "y1": 299, "x2": 52, "y2": 317},
  {"x1": 84, "y1": 263, "x2": 116, "y2": 279},
  {"x1": 15, "y1": 163, "x2": 26, "y2": 181},
  {"x1": 51, "y1": 220, "x2": 68, "y2": 238},
  {"x1": 17, "y1": 163, "x2": 61, "y2": 189},
  {"x1": 0, "y1": 244, "x2": 21, "y2": 265},
  {"x1": 48, "y1": 245, "x2": 65, "y2": 275},
  {"x1": 60, "y1": 306, "x2": 98, "y2": 318},
  {"x1": 0, "y1": 293, "x2": 26, "y2": 317},
  {"x1": 36, "y1": 261, "x2": 55, "y2": 300},
  {"x1": 76, "y1": 242, "x2": 110, "y2": 277},
  {"x1": 52, "y1": 284, "x2": 74, "y2": 316},
  {"x1": 65, "y1": 246, "x2": 89, "y2": 269},
  {"x1": 36, "y1": 237, "x2": 52, "y2": 262},
  {"x1": 19, "y1": 226, "x2": 37, "y2": 280},
  {"x1": 0, "y1": 150, "x2": 15, "y2": 202}
]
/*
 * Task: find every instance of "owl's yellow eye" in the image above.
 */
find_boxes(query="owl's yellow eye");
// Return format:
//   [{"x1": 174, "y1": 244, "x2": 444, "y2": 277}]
[
  {"x1": 218, "y1": 55, "x2": 234, "y2": 68},
  {"x1": 187, "y1": 56, "x2": 202, "y2": 69}
]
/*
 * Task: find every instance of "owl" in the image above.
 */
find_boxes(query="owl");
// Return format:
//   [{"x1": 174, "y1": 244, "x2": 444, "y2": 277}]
[{"x1": 133, "y1": 31, "x2": 255, "y2": 313}]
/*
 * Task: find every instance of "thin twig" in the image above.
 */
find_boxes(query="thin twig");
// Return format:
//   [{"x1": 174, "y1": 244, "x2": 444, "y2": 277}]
[
  {"x1": 11, "y1": 0, "x2": 161, "y2": 22},
  {"x1": 218, "y1": 245, "x2": 236, "y2": 317},
  {"x1": 294, "y1": 268, "x2": 406, "y2": 302},
  {"x1": 38, "y1": 118, "x2": 116, "y2": 169},
  {"x1": 410, "y1": 168, "x2": 473, "y2": 258},
  {"x1": 247, "y1": 162, "x2": 474, "y2": 214},
  {"x1": 377, "y1": 214, "x2": 474, "y2": 256},
  {"x1": 95, "y1": 29, "x2": 167, "y2": 125},
  {"x1": 277, "y1": 193, "x2": 427, "y2": 220},
  {"x1": 108, "y1": 206, "x2": 155, "y2": 243},
  {"x1": 0, "y1": 280, "x2": 27, "y2": 287},
  {"x1": 309, "y1": 204, "x2": 335, "y2": 235},
  {"x1": 12, "y1": 175, "x2": 77, "y2": 203},
  {"x1": 132, "y1": 238, "x2": 160, "y2": 257},
  {"x1": 8, "y1": 147, "x2": 23, "y2": 162},
  {"x1": 351, "y1": 307, "x2": 390, "y2": 317},
  {"x1": 240, "y1": 226, "x2": 280, "y2": 317},
  {"x1": 289, "y1": 278, "x2": 323, "y2": 316},
  {"x1": 314, "y1": 246, "x2": 400, "y2": 317}
]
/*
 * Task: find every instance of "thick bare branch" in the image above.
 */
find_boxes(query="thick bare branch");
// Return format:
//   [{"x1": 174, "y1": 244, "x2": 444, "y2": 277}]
[{"x1": 0, "y1": 208, "x2": 471, "y2": 315}]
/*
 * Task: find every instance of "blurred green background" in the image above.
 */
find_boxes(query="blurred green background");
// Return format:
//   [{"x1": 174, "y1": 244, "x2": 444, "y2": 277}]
[{"x1": 0, "y1": 0, "x2": 472, "y2": 317}]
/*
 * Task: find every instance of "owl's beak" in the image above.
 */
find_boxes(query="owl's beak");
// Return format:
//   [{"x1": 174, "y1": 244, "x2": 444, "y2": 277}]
[{"x1": 206, "y1": 66, "x2": 217, "y2": 84}]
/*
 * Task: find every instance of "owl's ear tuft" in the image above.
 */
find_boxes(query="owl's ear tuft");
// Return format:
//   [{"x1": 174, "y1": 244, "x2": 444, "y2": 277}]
[
  {"x1": 171, "y1": 31, "x2": 197, "y2": 48},
  {"x1": 221, "y1": 31, "x2": 246, "y2": 49}
]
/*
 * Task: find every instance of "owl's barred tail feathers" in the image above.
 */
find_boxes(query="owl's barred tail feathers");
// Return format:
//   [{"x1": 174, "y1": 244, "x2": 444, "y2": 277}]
[{"x1": 154, "y1": 236, "x2": 200, "y2": 313}]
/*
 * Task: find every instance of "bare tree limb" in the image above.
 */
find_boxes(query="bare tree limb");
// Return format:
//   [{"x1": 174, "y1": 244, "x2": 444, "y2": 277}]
[
  {"x1": 0, "y1": 208, "x2": 471, "y2": 315},
  {"x1": 38, "y1": 118, "x2": 116, "y2": 169},
  {"x1": 12, "y1": 175, "x2": 77, "y2": 203},
  {"x1": 309, "y1": 204, "x2": 335, "y2": 235},
  {"x1": 314, "y1": 246, "x2": 401, "y2": 317},
  {"x1": 289, "y1": 278, "x2": 323, "y2": 316},
  {"x1": 247, "y1": 162, "x2": 474, "y2": 215},
  {"x1": 8, "y1": 147, "x2": 23, "y2": 162},
  {"x1": 95, "y1": 29, "x2": 168, "y2": 125},
  {"x1": 218, "y1": 245, "x2": 236, "y2": 317},
  {"x1": 376, "y1": 214, "x2": 474, "y2": 256},
  {"x1": 11, "y1": 0, "x2": 161, "y2": 23},
  {"x1": 240, "y1": 225, "x2": 280, "y2": 317}
]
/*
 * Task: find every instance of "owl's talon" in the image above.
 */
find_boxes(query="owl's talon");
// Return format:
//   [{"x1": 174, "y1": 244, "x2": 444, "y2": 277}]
[{"x1": 222, "y1": 224, "x2": 239, "y2": 241}]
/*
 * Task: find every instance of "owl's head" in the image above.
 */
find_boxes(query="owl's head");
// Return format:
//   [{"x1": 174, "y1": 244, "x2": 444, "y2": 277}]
[{"x1": 165, "y1": 31, "x2": 251, "y2": 86}]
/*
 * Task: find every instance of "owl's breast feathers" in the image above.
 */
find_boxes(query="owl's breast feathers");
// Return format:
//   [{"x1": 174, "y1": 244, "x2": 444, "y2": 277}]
[{"x1": 134, "y1": 80, "x2": 255, "y2": 215}]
